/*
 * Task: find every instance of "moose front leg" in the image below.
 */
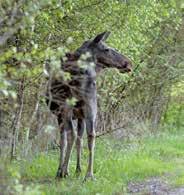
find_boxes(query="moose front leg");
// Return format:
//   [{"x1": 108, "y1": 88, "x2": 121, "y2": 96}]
[
  {"x1": 85, "y1": 118, "x2": 96, "y2": 180},
  {"x1": 76, "y1": 119, "x2": 85, "y2": 175}
]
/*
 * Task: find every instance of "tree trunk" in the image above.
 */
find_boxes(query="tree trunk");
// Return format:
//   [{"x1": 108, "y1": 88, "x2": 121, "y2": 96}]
[
  {"x1": 22, "y1": 87, "x2": 41, "y2": 156},
  {"x1": 10, "y1": 79, "x2": 25, "y2": 160}
]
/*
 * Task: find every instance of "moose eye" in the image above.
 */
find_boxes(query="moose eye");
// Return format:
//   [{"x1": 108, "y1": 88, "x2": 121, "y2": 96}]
[{"x1": 104, "y1": 49, "x2": 110, "y2": 52}]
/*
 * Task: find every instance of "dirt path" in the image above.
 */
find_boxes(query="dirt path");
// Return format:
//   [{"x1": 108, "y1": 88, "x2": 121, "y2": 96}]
[{"x1": 128, "y1": 178, "x2": 184, "y2": 195}]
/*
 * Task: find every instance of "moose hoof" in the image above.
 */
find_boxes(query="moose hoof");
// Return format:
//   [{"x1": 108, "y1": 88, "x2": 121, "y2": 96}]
[
  {"x1": 75, "y1": 169, "x2": 82, "y2": 177},
  {"x1": 55, "y1": 172, "x2": 63, "y2": 179},
  {"x1": 55, "y1": 169, "x2": 69, "y2": 179},
  {"x1": 75, "y1": 167, "x2": 82, "y2": 177},
  {"x1": 83, "y1": 174, "x2": 96, "y2": 182},
  {"x1": 64, "y1": 171, "x2": 69, "y2": 178}
]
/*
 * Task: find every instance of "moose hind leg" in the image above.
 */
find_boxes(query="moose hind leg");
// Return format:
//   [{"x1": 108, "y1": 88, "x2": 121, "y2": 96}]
[
  {"x1": 56, "y1": 122, "x2": 67, "y2": 178},
  {"x1": 62, "y1": 119, "x2": 76, "y2": 177},
  {"x1": 76, "y1": 119, "x2": 85, "y2": 175},
  {"x1": 84, "y1": 118, "x2": 96, "y2": 180}
]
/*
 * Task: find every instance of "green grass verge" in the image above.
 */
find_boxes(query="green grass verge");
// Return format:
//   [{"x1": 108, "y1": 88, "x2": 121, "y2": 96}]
[{"x1": 6, "y1": 130, "x2": 184, "y2": 194}]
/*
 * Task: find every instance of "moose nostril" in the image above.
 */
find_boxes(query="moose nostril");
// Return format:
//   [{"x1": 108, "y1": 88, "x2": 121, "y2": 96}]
[
  {"x1": 124, "y1": 61, "x2": 132, "y2": 72},
  {"x1": 124, "y1": 61, "x2": 128, "y2": 67}
]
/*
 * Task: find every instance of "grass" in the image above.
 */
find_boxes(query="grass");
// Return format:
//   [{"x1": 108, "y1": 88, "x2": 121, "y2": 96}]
[{"x1": 5, "y1": 129, "x2": 184, "y2": 194}]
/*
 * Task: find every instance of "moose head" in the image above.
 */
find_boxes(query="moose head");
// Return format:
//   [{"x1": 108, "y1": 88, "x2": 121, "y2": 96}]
[{"x1": 75, "y1": 31, "x2": 132, "y2": 73}]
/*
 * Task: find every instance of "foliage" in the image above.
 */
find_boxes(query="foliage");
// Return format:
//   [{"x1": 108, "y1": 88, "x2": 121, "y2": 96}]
[
  {"x1": 163, "y1": 81, "x2": 184, "y2": 128},
  {"x1": 0, "y1": 0, "x2": 184, "y2": 193}
]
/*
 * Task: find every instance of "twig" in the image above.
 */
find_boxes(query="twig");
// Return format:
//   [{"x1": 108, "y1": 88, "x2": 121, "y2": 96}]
[{"x1": 96, "y1": 122, "x2": 129, "y2": 138}]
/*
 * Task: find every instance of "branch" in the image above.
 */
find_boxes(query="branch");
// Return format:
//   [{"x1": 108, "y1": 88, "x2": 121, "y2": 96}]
[
  {"x1": 0, "y1": 1, "x2": 24, "y2": 47},
  {"x1": 96, "y1": 122, "x2": 129, "y2": 138}
]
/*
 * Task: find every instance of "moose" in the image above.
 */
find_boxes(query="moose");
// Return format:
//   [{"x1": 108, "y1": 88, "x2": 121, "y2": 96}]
[{"x1": 46, "y1": 31, "x2": 132, "y2": 181}]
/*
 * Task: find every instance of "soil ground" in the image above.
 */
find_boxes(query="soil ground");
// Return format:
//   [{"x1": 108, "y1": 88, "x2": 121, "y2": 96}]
[{"x1": 128, "y1": 178, "x2": 184, "y2": 195}]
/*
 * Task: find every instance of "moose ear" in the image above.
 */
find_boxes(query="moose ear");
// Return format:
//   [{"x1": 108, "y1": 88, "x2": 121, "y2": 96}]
[
  {"x1": 92, "y1": 31, "x2": 111, "y2": 44},
  {"x1": 65, "y1": 52, "x2": 78, "y2": 60}
]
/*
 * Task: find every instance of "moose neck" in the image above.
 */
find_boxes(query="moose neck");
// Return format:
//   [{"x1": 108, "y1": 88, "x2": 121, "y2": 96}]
[{"x1": 72, "y1": 51, "x2": 107, "y2": 74}]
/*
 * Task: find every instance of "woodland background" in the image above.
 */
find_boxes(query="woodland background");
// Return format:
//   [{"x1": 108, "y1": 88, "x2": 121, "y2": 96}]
[{"x1": 0, "y1": 0, "x2": 184, "y2": 194}]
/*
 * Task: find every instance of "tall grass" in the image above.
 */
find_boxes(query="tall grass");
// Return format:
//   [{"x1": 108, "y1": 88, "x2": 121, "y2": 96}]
[{"x1": 4, "y1": 129, "x2": 184, "y2": 194}]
